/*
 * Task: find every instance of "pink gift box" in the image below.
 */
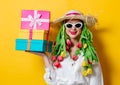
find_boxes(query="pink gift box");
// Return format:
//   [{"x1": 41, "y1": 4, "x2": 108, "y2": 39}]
[{"x1": 21, "y1": 10, "x2": 50, "y2": 30}]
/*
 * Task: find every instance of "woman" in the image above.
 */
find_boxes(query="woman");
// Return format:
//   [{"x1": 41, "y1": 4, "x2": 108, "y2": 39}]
[{"x1": 42, "y1": 10, "x2": 104, "y2": 85}]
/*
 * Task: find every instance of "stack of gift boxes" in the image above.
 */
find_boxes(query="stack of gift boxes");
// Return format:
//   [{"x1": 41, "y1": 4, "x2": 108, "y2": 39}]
[{"x1": 16, "y1": 10, "x2": 53, "y2": 52}]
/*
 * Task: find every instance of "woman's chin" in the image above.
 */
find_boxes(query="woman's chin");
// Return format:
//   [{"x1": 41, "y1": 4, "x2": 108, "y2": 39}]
[{"x1": 69, "y1": 35, "x2": 78, "y2": 39}]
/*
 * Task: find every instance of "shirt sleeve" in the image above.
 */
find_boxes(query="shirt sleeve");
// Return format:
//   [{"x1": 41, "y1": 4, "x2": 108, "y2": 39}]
[
  {"x1": 89, "y1": 63, "x2": 104, "y2": 85},
  {"x1": 44, "y1": 65, "x2": 56, "y2": 85}
]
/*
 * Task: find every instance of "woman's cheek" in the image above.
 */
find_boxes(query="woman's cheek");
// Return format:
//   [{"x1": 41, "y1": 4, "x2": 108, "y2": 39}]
[
  {"x1": 66, "y1": 29, "x2": 70, "y2": 36},
  {"x1": 77, "y1": 30, "x2": 82, "y2": 35}
]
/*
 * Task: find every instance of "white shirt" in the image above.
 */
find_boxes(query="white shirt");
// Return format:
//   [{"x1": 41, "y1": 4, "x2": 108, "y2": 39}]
[{"x1": 44, "y1": 52, "x2": 104, "y2": 85}]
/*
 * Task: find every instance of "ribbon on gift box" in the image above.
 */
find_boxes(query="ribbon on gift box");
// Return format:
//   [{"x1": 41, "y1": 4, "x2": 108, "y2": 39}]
[
  {"x1": 26, "y1": 29, "x2": 32, "y2": 51},
  {"x1": 27, "y1": 39, "x2": 31, "y2": 51},
  {"x1": 21, "y1": 10, "x2": 49, "y2": 29}
]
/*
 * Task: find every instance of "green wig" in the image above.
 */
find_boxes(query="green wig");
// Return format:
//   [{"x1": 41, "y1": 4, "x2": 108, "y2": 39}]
[
  {"x1": 52, "y1": 24, "x2": 68, "y2": 57},
  {"x1": 53, "y1": 23, "x2": 98, "y2": 60},
  {"x1": 80, "y1": 23, "x2": 99, "y2": 62}
]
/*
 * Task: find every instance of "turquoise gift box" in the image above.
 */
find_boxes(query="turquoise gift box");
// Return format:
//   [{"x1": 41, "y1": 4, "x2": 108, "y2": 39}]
[{"x1": 16, "y1": 39, "x2": 52, "y2": 52}]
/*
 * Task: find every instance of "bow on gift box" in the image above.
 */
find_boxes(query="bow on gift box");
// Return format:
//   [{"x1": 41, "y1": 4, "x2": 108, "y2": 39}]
[
  {"x1": 28, "y1": 13, "x2": 42, "y2": 28},
  {"x1": 21, "y1": 10, "x2": 49, "y2": 29}
]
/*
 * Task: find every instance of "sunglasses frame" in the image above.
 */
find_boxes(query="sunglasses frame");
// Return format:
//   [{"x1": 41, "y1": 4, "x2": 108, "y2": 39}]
[{"x1": 64, "y1": 22, "x2": 83, "y2": 29}]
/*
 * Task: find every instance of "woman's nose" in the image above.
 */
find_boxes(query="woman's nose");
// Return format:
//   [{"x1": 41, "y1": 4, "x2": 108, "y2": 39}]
[{"x1": 71, "y1": 26, "x2": 76, "y2": 30}]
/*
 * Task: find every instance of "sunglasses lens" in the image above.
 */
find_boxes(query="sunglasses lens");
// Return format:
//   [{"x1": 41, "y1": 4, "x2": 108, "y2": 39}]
[
  {"x1": 66, "y1": 24, "x2": 72, "y2": 28},
  {"x1": 75, "y1": 23, "x2": 82, "y2": 28}
]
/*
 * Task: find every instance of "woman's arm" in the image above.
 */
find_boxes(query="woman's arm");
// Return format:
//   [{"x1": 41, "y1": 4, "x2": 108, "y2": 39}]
[
  {"x1": 42, "y1": 54, "x2": 50, "y2": 68},
  {"x1": 43, "y1": 54, "x2": 56, "y2": 85},
  {"x1": 90, "y1": 63, "x2": 104, "y2": 85}
]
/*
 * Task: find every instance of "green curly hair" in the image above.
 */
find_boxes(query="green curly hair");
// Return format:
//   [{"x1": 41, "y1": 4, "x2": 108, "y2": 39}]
[{"x1": 52, "y1": 22, "x2": 99, "y2": 71}]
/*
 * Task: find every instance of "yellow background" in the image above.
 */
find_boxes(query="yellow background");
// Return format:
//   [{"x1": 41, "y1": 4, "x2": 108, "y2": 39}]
[{"x1": 0, "y1": 0, "x2": 120, "y2": 85}]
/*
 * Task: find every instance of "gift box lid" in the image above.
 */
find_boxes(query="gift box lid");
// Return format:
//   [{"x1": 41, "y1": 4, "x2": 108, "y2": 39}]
[{"x1": 21, "y1": 10, "x2": 50, "y2": 30}]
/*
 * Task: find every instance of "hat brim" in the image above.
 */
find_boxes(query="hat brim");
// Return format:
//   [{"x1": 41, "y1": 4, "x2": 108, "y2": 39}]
[{"x1": 52, "y1": 15, "x2": 97, "y2": 28}]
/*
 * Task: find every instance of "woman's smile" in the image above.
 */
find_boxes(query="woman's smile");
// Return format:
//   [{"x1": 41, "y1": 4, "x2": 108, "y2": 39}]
[{"x1": 69, "y1": 31, "x2": 77, "y2": 35}]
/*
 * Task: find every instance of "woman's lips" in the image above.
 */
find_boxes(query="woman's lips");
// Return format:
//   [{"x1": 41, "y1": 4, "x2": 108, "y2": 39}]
[{"x1": 69, "y1": 31, "x2": 77, "y2": 35}]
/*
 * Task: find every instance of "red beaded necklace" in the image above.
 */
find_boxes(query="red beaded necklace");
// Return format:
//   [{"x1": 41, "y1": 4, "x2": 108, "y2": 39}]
[{"x1": 51, "y1": 39, "x2": 82, "y2": 68}]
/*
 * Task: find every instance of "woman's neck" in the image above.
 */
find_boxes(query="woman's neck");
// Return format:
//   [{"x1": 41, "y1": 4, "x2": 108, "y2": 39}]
[
  {"x1": 69, "y1": 38, "x2": 79, "y2": 57},
  {"x1": 71, "y1": 39, "x2": 78, "y2": 47},
  {"x1": 70, "y1": 38, "x2": 79, "y2": 46},
  {"x1": 69, "y1": 35, "x2": 81, "y2": 57},
  {"x1": 70, "y1": 35, "x2": 80, "y2": 46}
]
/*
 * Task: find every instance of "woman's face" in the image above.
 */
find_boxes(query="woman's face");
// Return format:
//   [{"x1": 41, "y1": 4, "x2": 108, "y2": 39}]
[{"x1": 65, "y1": 19, "x2": 83, "y2": 39}]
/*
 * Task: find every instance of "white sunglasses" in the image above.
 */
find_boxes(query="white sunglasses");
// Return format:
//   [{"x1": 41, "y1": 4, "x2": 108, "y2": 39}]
[{"x1": 64, "y1": 22, "x2": 83, "y2": 29}]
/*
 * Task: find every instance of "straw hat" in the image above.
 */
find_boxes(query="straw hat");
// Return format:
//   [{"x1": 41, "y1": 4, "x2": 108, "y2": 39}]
[{"x1": 52, "y1": 10, "x2": 97, "y2": 27}]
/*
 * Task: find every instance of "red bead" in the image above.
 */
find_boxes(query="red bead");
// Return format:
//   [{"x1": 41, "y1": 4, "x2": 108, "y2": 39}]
[
  {"x1": 58, "y1": 56, "x2": 64, "y2": 62},
  {"x1": 77, "y1": 42, "x2": 82, "y2": 48},
  {"x1": 88, "y1": 59, "x2": 92, "y2": 64},
  {"x1": 51, "y1": 56, "x2": 57, "y2": 61},
  {"x1": 72, "y1": 55, "x2": 78, "y2": 61},
  {"x1": 66, "y1": 39, "x2": 72, "y2": 46},
  {"x1": 66, "y1": 45, "x2": 70, "y2": 51},
  {"x1": 53, "y1": 61, "x2": 61, "y2": 68}
]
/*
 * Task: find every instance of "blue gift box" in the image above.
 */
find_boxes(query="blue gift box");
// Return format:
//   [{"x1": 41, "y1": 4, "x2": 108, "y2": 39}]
[{"x1": 16, "y1": 39, "x2": 52, "y2": 52}]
